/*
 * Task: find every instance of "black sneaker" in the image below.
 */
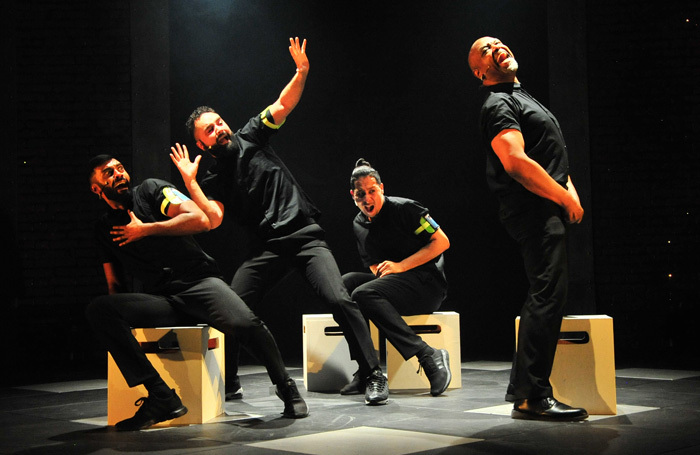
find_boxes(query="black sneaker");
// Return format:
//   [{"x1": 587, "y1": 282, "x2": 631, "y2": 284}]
[
  {"x1": 340, "y1": 370, "x2": 366, "y2": 395},
  {"x1": 115, "y1": 389, "x2": 188, "y2": 431},
  {"x1": 275, "y1": 378, "x2": 309, "y2": 418},
  {"x1": 225, "y1": 375, "x2": 243, "y2": 401},
  {"x1": 419, "y1": 348, "x2": 452, "y2": 396},
  {"x1": 364, "y1": 368, "x2": 389, "y2": 405}
]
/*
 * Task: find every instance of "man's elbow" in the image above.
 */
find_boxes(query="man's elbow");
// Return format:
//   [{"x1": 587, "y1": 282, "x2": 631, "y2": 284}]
[
  {"x1": 503, "y1": 162, "x2": 529, "y2": 184},
  {"x1": 210, "y1": 217, "x2": 223, "y2": 230},
  {"x1": 501, "y1": 159, "x2": 520, "y2": 178},
  {"x1": 433, "y1": 230, "x2": 450, "y2": 253},
  {"x1": 206, "y1": 211, "x2": 224, "y2": 230},
  {"x1": 194, "y1": 213, "x2": 212, "y2": 233},
  {"x1": 440, "y1": 234, "x2": 451, "y2": 252}
]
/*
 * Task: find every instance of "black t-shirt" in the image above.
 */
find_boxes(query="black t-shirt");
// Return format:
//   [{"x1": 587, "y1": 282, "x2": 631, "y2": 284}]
[
  {"x1": 352, "y1": 196, "x2": 446, "y2": 283},
  {"x1": 200, "y1": 109, "x2": 321, "y2": 240},
  {"x1": 478, "y1": 83, "x2": 569, "y2": 204},
  {"x1": 95, "y1": 178, "x2": 221, "y2": 293}
]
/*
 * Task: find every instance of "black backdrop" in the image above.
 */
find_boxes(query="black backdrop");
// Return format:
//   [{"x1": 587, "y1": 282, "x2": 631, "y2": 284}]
[
  {"x1": 167, "y1": 0, "x2": 553, "y2": 364},
  {"x1": 5, "y1": 0, "x2": 698, "y2": 387}
]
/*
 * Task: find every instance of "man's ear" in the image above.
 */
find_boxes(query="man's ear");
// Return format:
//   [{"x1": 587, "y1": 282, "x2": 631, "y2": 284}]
[
  {"x1": 350, "y1": 189, "x2": 355, "y2": 200},
  {"x1": 196, "y1": 140, "x2": 206, "y2": 151},
  {"x1": 380, "y1": 183, "x2": 385, "y2": 193},
  {"x1": 91, "y1": 183, "x2": 101, "y2": 197}
]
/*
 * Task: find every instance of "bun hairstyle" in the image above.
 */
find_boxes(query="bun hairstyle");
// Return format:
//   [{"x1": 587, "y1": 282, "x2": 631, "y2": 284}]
[{"x1": 350, "y1": 158, "x2": 382, "y2": 189}]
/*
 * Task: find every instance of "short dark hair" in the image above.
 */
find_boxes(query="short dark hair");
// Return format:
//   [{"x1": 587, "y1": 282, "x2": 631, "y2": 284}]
[
  {"x1": 186, "y1": 106, "x2": 216, "y2": 138},
  {"x1": 87, "y1": 154, "x2": 114, "y2": 185},
  {"x1": 350, "y1": 158, "x2": 382, "y2": 189}
]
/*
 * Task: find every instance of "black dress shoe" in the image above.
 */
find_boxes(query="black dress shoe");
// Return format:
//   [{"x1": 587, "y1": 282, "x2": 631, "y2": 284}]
[
  {"x1": 115, "y1": 389, "x2": 188, "y2": 431},
  {"x1": 512, "y1": 397, "x2": 588, "y2": 421},
  {"x1": 275, "y1": 378, "x2": 309, "y2": 418},
  {"x1": 340, "y1": 370, "x2": 366, "y2": 395}
]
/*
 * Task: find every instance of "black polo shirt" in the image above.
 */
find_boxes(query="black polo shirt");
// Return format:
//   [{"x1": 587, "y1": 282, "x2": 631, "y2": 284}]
[
  {"x1": 352, "y1": 196, "x2": 446, "y2": 282},
  {"x1": 478, "y1": 82, "x2": 569, "y2": 205},
  {"x1": 95, "y1": 178, "x2": 220, "y2": 293},
  {"x1": 200, "y1": 109, "x2": 321, "y2": 240}
]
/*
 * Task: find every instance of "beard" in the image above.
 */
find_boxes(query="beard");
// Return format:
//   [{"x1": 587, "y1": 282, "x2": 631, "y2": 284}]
[
  {"x1": 505, "y1": 58, "x2": 519, "y2": 73},
  {"x1": 210, "y1": 138, "x2": 240, "y2": 158},
  {"x1": 101, "y1": 184, "x2": 132, "y2": 207}
]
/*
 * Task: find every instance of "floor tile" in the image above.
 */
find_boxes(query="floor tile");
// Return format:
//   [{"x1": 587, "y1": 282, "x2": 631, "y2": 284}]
[
  {"x1": 246, "y1": 426, "x2": 481, "y2": 455},
  {"x1": 2, "y1": 366, "x2": 699, "y2": 455},
  {"x1": 616, "y1": 368, "x2": 700, "y2": 380}
]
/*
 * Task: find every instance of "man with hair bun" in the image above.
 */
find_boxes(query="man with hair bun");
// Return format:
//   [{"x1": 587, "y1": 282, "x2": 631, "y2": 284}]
[{"x1": 342, "y1": 158, "x2": 453, "y2": 397}]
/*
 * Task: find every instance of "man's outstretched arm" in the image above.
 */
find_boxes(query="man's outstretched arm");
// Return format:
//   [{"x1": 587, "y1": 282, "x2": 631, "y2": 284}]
[{"x1": 267, "y1": 37, "x2": 309, "y2": 125}]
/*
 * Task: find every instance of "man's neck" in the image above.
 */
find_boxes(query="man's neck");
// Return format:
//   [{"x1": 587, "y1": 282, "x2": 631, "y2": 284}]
[
  {"x1": 106, "y1": 200, "x2": 126, "y2": 211},
  {"x1": 101, "y1": 193, "x2": 130, "y2": 211},
  {"x1": 483, "y1": 75, "x2": 519, "y2": 87}
]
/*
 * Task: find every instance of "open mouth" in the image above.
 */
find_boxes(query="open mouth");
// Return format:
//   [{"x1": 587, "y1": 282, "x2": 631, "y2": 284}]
[
  {"x1": 494, "y1": 49, "x2": 510, "y2": 65},
  {"x1": 363, "y1": 204, "x2": 375, "y2": 214},
  {"x1": 216, "y1": 132, "x2": 230, "y2": 144},
  {"x1": 114, "y1": 181, "x2": 129, "y2": 191}
]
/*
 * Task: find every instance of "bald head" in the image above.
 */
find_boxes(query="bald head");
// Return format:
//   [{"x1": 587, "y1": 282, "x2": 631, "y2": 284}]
[
  {"x1": 468, "y1": 36, "x2": 495, "y2": 74},
  {"x1": 468, "y1": 36, "x2": 519, "y2": 85}
]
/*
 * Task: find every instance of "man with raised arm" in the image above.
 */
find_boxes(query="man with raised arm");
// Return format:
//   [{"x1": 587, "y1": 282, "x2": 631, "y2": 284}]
[{"x1": 171, "y1": 38, "x2": 388, "y2": 405}]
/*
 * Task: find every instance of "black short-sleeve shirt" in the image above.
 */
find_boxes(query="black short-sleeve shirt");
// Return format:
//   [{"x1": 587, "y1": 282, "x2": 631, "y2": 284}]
[
  {"x1": 95, "y1": 178, "x2": 220, "y2": 293},
  {"x1": 352, "y1": 196, "x2": 446, "y2": 283},
  {"x1": 478, "y1": 83, "x2": 569, "y2": 202},
  {"x1": 200, "y1": 110, "x2": 321, "y2": 240}
]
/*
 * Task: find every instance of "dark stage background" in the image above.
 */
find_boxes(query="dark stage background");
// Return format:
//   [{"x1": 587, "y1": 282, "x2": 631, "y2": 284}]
[{"x1": 2, "y1": 0, "x2": 698, "y2": 387}]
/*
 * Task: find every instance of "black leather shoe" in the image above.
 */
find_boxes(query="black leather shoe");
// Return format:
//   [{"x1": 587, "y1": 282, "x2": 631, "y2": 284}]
[
  {"x1": 115, "y1": 389, "x2": 188, "y2": 431},
  {"x1": 340, "y1": 370, "x2": 366, "y2": 395},
  {"x1": 275, "y1": 378, "x2": 309, "y2": 418},
  {"x1": 512, "y1": 397, "x2": 588, "y2": 421}
]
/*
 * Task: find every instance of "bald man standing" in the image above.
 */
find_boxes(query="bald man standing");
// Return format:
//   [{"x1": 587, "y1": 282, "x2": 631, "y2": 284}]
[{"x1": 468, "y1": 36, "x2": 588, "y2": 421}]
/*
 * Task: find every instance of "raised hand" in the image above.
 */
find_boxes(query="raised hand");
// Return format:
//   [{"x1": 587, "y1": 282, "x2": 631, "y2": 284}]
[
  {"x1": 289, "y1": 37, "x2": 309, "y2": 74},
  {"x1": 170, "y1": 143, "x2": 201, "y2": 183}
]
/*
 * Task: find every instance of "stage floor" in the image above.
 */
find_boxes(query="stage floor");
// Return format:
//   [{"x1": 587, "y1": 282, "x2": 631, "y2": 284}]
[{"x1": 2, "y1": 362, "x2": 699, "y2": 454}]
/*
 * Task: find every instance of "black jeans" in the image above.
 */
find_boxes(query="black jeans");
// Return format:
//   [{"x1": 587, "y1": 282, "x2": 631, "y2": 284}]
[
  {"x1": 227, "y1": 224, "x2": 380, "y2": 380},
  {"x1": 500, "y1": 198, "x2": 569, "y2": 402},
  {"x1": 85, "y1": 276, "x2": 288, "y2": 388},
  {"x1": 343, "y1": 270, "x2": 446, "y2": 360}
]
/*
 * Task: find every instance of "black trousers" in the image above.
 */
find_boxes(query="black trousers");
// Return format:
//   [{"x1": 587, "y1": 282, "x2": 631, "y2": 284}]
[
  {"x1": 500, "y1": 198, "x2": 569, "y2": 402},
  {"x1": 227, "y1": 224, "x2": 379, "y2": 380},
  {"x1": 343, "y1": 270, "x2": 446, "y2": 360},
  {"x1": 85, "y1": 276, "x2": 288, "y2": 388}
]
